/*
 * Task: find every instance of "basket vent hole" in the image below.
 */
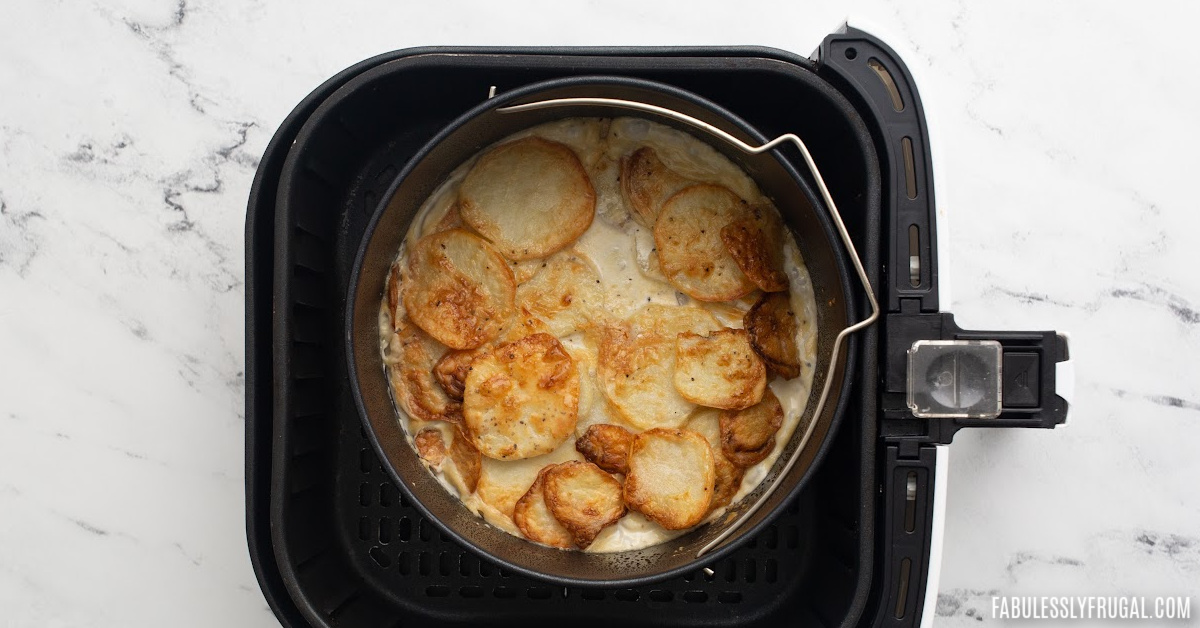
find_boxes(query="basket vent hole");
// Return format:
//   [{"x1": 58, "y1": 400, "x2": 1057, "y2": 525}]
[
  {"x1": 378, "y1": 483, "x2": 394, "y2": 507},
  {"x1": 581, "y1": 589, "x2": 605, "y2": 601},
  {"x1": 425, "y1": 585, "x2": 450, "y2": 598},
  {"x1": 718, "y1": 591, "x2": 743, "y2": 604},
  {"x1": 397, "y1": 517, "x2": 412, "y2": 542},
  {"x1": 744, "y1": 558, "x2": 757, "y2": 583},
  {"x1": 356, "y1": 517, "x2": 370, "y2": 541},
  {"x1": 763, "y1": 525, "x2": 779, "y2": 549},
  {"x1": 479, "y1": 560, "x2": 495, "y2": 577},
  {"x1": 902, "y1": 137, "x2": 918, "y2": 200},
  {"x1": 493, "y1": 586, "x2": 517, "y2": 599},
  {"x1": 614, "y1": 589, "x2": 639, "y2": 602},
  {"x1": 786, "y1": 525, "x2": 800, "y2": 548},
  {"x1": 369, "y1": 546, "x2": 391, "y2": 568},
  {"x1": 418, "y1": 518, "x2": 432, "y2": 542},
  {"x1": 358, "y1": 483, "x2": 371, "y2": 507},
  {"x1": 723, "y1": 559, "x2": 737, "y2": 582},
  {"x1": 378, "y1": 518, "x2": 392, "y2": 545},
  {"x1": 908, "y1": 224, "x2": 921, "y2": 288},
  {"x1": 438, "y1": 552, "x2": 452, "y2": 576},
  {"x1": 526, "y1": 586, "x2": 553, "y2": 600},
  {"x1": 397, "y1": 551, "x2": 411, "y2": 575},
  {"x1": 358, "y1": 449, "x2": 372, "y2": 474},
  {"x1": 683, "y1": 591, "x2": 708, "y2": 603},
  {"x1": 417, "y1": 551, "x2": 431, "y2": 576},
  {"x1": 894, "y1": 557, "x2": 912, "y2": 618},
  {"x1": 868, "y1": 58, "x2": 905, "y2": 111},
  {"x1": 458, "y1": 553, "x2": 473, "y2": 577},
  {"x1": 459, "y1": 585, "x2": 484, "y2": 598},
  {"x1": 648, "y1": 590, "x2": 674, "y2": 602},
  {"x1": 765, "y1": 558, "x2": 778, "y2": 583}
]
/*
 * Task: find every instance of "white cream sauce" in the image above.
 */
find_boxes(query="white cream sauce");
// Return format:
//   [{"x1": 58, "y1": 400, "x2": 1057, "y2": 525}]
[{"x1": 380, "y1": 117, "x2": 818, "y2": 553}]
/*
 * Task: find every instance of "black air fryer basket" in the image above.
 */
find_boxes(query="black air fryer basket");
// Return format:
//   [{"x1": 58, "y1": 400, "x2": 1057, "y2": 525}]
[{"x1": 245, "y1": 27, "x2": 1069, "y2": 628}]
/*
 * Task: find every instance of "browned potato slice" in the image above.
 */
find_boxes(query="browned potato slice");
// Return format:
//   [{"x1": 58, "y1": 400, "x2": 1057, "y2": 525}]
[
  {"x1": 743, "y1": 291, "x2": 802, "y2": 379},
  {"x1": 515, "y1": 250, "x2": 604, "y2": 337},
  {"x1": 620, "y1": 146, "x2": 692, "y2": 227},
  {"x1": 544, "y1": 461, "x2": 626, "y2": 548},
  {"x1": 385, "y1": 261, "x2": 403, "y2": 330},
  {"x1": 575, "y1": 424, "x2": 634, "y2": 475},
  {"x1": 432, "y1": 349, "x2": 474, "y2": 401},
  {"x1": 414, "y1": 428, "x2": 447, "y2": 466},
  {"x1": 674, "y1": 328, "x2": 767, "y2": 410},
  {"x1": 447, "y1": 428, "x2": 481, "y2": 493},
  {"x1": 721, "y1": 213, "x2": 788, "y2": 293},
  {"x1": 385, "y1": 325, "x2": 461, "y2": 424},
  {"x1": 462, "y1": 333, "x2": 580, "y2": 460},
  {"x1": 598, "y1": 305, "x2": 720, "y2": 430},
  {"x1": 720, "y1": 388, "x2": 784, "y2": 465},
  {"x1": 402, "y1": 228, "x2": 516, "y2": 350},
  {"x1": 653, "y1": 184, "x2": 757, "y2": 302},
  {"x1": 476, "y1": 439, "x2": 579, "y2": 518},
  {"x1": 513, "y1": 466, "x2": 575, "y2": 549},
  {"x1": 624, "y1": 428, "x2": 715, "y2": 530},
  {"x1": 459, "y1": 137, "x2": 596, "y2": 261},
  {"x1": 687, "y1": 410, "x2": 745, "y2": 512},
  {"x1": 722, "y1": 435, "x2": 775, "y2": 468}
]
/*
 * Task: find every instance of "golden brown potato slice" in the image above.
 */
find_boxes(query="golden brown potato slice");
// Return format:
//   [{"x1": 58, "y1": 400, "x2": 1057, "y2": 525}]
[
  {"x1": 402, "y1": 228, "x2": 516, "y2": 350},
  {"x1": 432, "y1": 349, "x2": 474, "y2": 401},
  {"x1": 459, "y1": 137, "x2": 596, "y2": 261},
  {"x1": 722, "y1": 435, "x2": 775, "y2": 468},
  {"x1": 597, "y1": 305, "x2": 721, "y2": 430},
  {"x1": 653, "y1": 184, "x2": 757, "y2": 302},
  {"x1": 720, "y1": 388, "x2": 784, "y2": 459},
  {"x1": 413, "y1": 428, "x2": 447, "y2": 466},
  {"x1": 515, "y1": 250, "x2": 604, "y2": 338},
  {"x1": 475, "y1": 439, "x2": 579, "y2": 518},
  {"x1": 620, "y1": 146, "x2": 692, "y2": 228},
  {"x1": 721, "y1": 213, "x2": 788, "y2": 293},
  {"x1": 513, "y1": 466, "x2": 576, "y2": 549},
  {"x1": 575, "y1": 424, "x2": 634, "y2": 475},
  {"x1": 544, "y1": 461, "x2": 626, "y2": 548},
  {"x1": 743, "y1": 291, "x2": 802, "y2": 379},
  {"x1": 674, "y1": 328, "x2": 767, "y2": 410},
  {"x1": 385, "y1": 325, "x2": 461, "y2": 424},
  {"x1": 385, "y1": 261, "x2": 403, "y2": 330},
  {"x1": 687, "y1": 409, "x2": 746, "y2": 512},
  {"x1": 624, "y1": 428, "x2": 716, "y2": 530},
  {"x1": 462, "y1": 333, "x2": 580, "y2": 460},
  {"x1": 447, "y1": 428, "x2": 481, "y2": 493}
]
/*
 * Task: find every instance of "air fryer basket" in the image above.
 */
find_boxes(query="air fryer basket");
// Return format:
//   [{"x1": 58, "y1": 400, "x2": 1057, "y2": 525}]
[{"x1": 260, "y1": 48, "x2": 881, "y2": 628}]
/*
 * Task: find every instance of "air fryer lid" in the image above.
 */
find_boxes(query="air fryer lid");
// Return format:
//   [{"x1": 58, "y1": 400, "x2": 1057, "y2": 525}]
[{"x1": 347, "y1": 75, "x2": 863, "y2": 587}]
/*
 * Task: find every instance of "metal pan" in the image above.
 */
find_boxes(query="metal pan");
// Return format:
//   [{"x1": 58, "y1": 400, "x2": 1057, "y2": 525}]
[{"x1": 346, "y1": 75, "x2": 877, "y2": 587}]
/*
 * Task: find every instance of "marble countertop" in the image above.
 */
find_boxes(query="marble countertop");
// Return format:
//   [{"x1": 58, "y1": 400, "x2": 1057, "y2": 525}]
[{"x1": 1, "y1": 1, "x2": 1197, "y2": 626}]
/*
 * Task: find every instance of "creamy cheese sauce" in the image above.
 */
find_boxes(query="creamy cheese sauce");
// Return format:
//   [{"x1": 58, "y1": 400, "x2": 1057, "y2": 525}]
[{"x1": 380, "y1": 117, "x2": 818, "y2": 553}]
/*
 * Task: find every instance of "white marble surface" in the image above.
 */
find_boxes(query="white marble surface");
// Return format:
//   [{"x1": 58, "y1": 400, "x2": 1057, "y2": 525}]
[{"x1": 1, "y1": 1, "x2": 1197, "y2": 626}]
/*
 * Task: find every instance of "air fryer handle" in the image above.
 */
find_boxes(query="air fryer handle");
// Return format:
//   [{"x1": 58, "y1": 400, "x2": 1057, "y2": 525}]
[{"x1": 882, "y1": 312, "x2": 1072, "y2": 435}]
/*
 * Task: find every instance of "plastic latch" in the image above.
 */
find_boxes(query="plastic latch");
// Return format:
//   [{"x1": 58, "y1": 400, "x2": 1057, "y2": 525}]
[{"x1": 906, "y1": 340, "x2": 1003, "y2": 419}]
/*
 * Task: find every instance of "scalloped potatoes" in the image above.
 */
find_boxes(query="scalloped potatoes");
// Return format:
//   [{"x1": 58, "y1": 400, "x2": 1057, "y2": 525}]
[{"x1": 380, "y1": 117, "x2": 818, "y2": 554}]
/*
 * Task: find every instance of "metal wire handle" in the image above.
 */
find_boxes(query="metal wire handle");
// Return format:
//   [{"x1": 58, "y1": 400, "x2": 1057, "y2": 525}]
[{"x1": 496, "y1": 97, "x2": 881, "y2": 558}]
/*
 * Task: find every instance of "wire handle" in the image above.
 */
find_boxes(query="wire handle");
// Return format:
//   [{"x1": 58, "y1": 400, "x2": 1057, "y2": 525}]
[{"x1": 496, "y1": 97, "x2": 881, "y2": 557}]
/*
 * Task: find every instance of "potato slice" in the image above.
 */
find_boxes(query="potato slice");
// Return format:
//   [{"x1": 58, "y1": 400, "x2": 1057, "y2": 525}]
[
  {"x1": 720, "y1": 209, "x2": 788, "y2": 293},
  {"x1": 385, "y1": 261, "x2": 403, "y2": 330},
  {"x1": 402, "y1": 228, "x2": 516, "y2": 350},
  {"x1": 413, "y1": 428, "x2": 447, "y2": 466},
  {"x1": 447, "y1": 428, "x2": 481, "y2": 493},
  {"x1": 432, "y1": 349, "x2": 474, "y2": 401},
  {"x1": 476, "y1": 439, "x2": 579, "y2": 518},
  {"x1": 723, "y1": 435, "x2": 774, "y2": 468},
  {"x1": 624, "y1": 428, "x2": 715, "y2": 530},
  {"x1": 459, "y1": 136, "x2": 596, "y2": 261},
  {"x1": 654, "y1": 184, "x2": 757, "y2": 302},
  {"x1": 575, "y1": 424, "x2": 634, "y2": 475},
  {"x1": 720, "y1": 388, "x2": 784, "y2": 459},
  {"x1": 620, "y1": 146, "x2": 692, "y2": 227},
  {"x1": 744, "y1": 291, "x2": 802, "y2": 379},
  {"x1": 674, "y1": 328, "x2": 767, "y2": 410},
  {"x1": 385, "y1": 325, "x2": 461, "y2": 424},
  {"x1": 515, "y1": 250, "x2": 604, "y2": 338},
  {"x1": 598, "y1": 305, "x2": 720, "y2": 430},
  {"x1": 513, "y1": 466, "x2": 576, "y2": 549},
  {"x1": 688, "y1": 409, "x2": 746, "y2": 512},
  {"x1": 544, "y1": 461, "x2": 626, "y2": 548},
  {"x1": 462, "y1": 333, "x2": 580, "y2": 460}
]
